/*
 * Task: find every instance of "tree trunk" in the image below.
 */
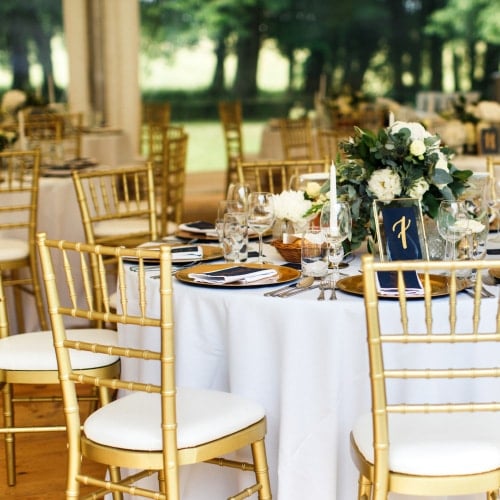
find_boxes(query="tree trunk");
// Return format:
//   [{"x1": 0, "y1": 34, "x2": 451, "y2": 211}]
[
  {"x1": 232, "y1": 7, "x2": 262, "y2": 99},
  {"x1": 6, "y1": 22, "x2": 30, "y2": 90},
  {"x1": 209, "y1": 35, "x2": 227, "y2": 96},
  {"x1": 33, "y1": 23, "x2": 55, "y2": 101}
]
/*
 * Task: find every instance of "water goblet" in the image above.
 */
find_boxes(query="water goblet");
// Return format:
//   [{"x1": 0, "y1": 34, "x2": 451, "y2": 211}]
[
  {"x1": 319, "y1": 201, "x2": 351, "y2": 285},
  {"x1": 247, "y1": 192, "x2": 275, "y2": 264},
  {"x1": 436, "y1": 200, "x2": 469, "y2": 261},
  {"x1": 226, "y1": 182, "x2": 251, "y2": 212}
]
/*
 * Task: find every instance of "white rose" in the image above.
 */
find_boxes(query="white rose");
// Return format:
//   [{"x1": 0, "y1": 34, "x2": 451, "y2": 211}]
[
  {"x1": 367, "y1": 168, "x2": 402, "y2": 201},
  {"x1": 409, "y1": 139, "x2": 426, "y2": 157},
  {"x1": 390, "y1": 121, "x2": 432, "y2": 141},
  {"x1": 305, "y1": 181, "x2": 322, "y2": 199},
  {"x1": 467, "y1": 219, "x2": 486, "y2": 234},
  {"x1": 407, "y1": 178, "x2": 429, "y2": 200}
]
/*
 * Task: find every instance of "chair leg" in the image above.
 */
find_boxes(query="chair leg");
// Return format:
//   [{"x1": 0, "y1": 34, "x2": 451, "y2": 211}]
[
  {"x1": 10, "y1": 271, "x2": 25, "y2": 334},
  {"x1": 2, "y1": 382, "x2": 16, "y2": 486},
  {"x1": 251, "y1": 439, "x2": 272, "y2": 500},
  {"x1": 357, "y1": 473, "x2": 372, "y2": 500},
  {"x1": 487, "y1": 491, "x2": 498, "y2": 500},
  {"x1": 29, "y1": 254, "x2": 48, "y2": 330}
]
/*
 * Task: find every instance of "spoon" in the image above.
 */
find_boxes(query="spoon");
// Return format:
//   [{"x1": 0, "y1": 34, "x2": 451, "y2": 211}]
[{"x1": 279, "y1": 276, "x2": 314, "y2": 297}]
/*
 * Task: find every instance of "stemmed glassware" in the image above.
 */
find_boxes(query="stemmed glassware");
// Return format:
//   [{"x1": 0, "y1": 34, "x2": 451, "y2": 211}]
[
  {"x1": 436, "y1": 200, "x2": 469, "y2": 260},
  {"x1": 247, "y1": 192, "x2": 275, "y2": 264},
  {"x1": 226, "y1": 182, "x2": 251, "y2": 212},
  {"x1": 319, "y1": 201, "x2": 351, "y2": 285}
]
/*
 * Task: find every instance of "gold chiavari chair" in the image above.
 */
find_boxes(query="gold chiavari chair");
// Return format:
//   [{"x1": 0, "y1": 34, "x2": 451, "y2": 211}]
[
  {"x1": 278, "y1": 117, "x2": 315, "y2": 160},
  {"x1": 218, "y1": 100, "x2": 245, "y2": 189},
  {"x1": 72, "y1": 163, "x2": 158, "y2": 249},
  {"x1": 237, "y1": 157, "x2": 329, "y2": 194},
  {"x1": 351, "y1": 254, "x2": 500, "y2": 499},
  {"x1": 486, "y1": 156, "x2": 500, "y2": 198},
  {"x1": 140, "y1": 101, "x2": 171, "y2": 157},
  {"x1": 0, "y1": 260, "x2": 120, "y2": 486},
  {"x1": 0, "y1": 149, "x2": 47, "y2": 331},
  {"x1": 37, "y1": 234, "x2": 272, "y2": 500},
  {"x1": 156, "y1": 129, "x2": 188, "y2": 237},
  {"x1": 316, "y1": 128, "x2": 350, "y2": 163}
]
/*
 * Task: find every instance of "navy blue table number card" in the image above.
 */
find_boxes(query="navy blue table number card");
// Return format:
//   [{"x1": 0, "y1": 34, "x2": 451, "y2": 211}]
[{"x1": 377, "y1": 202, "x2": 427, "y2": 261}]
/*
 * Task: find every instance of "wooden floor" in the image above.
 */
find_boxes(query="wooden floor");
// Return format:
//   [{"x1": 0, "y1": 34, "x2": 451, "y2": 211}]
[
  {"x1": 0, "y1": 171, "x2": 225, "y2": 498},
  {"x1": 0, "y1": 384, "x2": 107, "y2": 499}
]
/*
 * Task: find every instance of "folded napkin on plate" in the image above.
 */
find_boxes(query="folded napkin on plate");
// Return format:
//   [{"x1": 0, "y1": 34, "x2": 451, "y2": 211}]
[
  {"x1": 179, "y1": 221, "x2": 216, "y2": 235},
  {"x1": 376, "y1": 270, "x2": 424, "y2": 297},
  {"x1": 189, "y1": 266, "x2": 277, "y2": 284},
  {"x1": 171, "y1": 245, "x2": 203, "y2": 260}
]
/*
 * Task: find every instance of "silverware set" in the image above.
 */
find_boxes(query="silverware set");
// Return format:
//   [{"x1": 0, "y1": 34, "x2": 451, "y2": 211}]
[{"x1": 317, "y1": 280, "x2": 337, "y2": 301}]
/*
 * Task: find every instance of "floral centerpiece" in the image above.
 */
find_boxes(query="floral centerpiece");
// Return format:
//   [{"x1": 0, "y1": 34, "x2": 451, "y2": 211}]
[
  {"x1": 307, "y1": 120, "x2": 473, "y2": 250},
  {"x1": 272, "y1": 190, "x2": 313, "y2": 238}
]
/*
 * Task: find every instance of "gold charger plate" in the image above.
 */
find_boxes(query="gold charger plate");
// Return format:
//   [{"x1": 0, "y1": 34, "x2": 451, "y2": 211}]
[
  {"x1": 175, "y1": 262, "x2": 300, "y2": 288},
  {"x1": 336, "y1": 273, "x2": 465, "y2": 299},
  {"x1": 127, "y1": 244, "x2": 223, "y2": 263},
  {"x1": 489, "y1": 268, "x2": 500, "y2": 281},
  {"x1": 175, "y1": 228, "x2": 272, "y2": 242}
]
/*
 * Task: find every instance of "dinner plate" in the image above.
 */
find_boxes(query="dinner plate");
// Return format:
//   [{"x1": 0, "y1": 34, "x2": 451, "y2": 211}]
[
  {"x1": 336, "y1": 273, "x2": 467, "y2": 299},
  {"x1": 176, "y1": 262, "x2": 300, "y2": 288},
  {"x1": 126, "y1": 244, "x2": 223, "y2": 263}
]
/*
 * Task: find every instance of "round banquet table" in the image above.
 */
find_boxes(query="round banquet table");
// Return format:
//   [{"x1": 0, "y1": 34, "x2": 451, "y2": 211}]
[{"x1": 118, "y1": 242, "x2": 498, "y2": 500}]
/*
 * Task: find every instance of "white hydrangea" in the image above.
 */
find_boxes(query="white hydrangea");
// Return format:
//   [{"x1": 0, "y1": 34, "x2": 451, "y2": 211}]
[
  {"x1": 390, "y1": 121, "x2": 432, "y2": 141},
  {"x1": 407, "y1": 177, "x2": 429, "y2": 200},
  {"x1": 367, "y1": 168, "x2": 402, "y2": 201},
  {"x1": 272, "y1": 190, "x2": 312, "y2": 223},
  {"x1": 467, "y1": 219, "x2": 486, "y2": 234}
]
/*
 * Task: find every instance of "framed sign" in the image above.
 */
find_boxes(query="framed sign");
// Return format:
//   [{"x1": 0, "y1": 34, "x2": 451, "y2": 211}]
[
  {"x1": 478, "y1": 127, "x2": 500, "y2": 155},
  {"x1": 373, "y1": 198, "x2": 429, "y2": 262}
]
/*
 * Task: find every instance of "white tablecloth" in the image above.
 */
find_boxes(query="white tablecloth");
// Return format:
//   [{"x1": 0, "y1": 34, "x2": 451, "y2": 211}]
[{"x1": 119, "y1": 244, "x2": 497, "y2": 500}]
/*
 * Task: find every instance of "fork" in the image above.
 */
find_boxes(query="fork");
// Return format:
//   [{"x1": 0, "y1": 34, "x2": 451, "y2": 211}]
[
  {"x1": 317, "y1": 281, "x2": 326, "y2": 301},
  {"x1": 329, "y1": 282, "x2": 337, "y2": 300}
]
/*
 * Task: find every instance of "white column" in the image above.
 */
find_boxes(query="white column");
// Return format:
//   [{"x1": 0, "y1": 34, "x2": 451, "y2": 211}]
[
  {"x1": 102, "y1": 0, "x2": 140, "y2": 160},
  {"x1": 62, "y1": 0, "x2": 91, "y2": 121},
  {"x1": 62, "y1": 0, "x2": 140, "y2": 161}
]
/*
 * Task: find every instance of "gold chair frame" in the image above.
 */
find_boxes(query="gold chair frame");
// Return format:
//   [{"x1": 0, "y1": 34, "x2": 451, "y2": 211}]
[
  {"x1": 278, "y1": 117, "x2": 314, "y2": 160},
  {"x1": 237, "y1": 158, "x2": 329, "y2": 194},
  {"x1": 37, "y1": 234, "x2": 272, "y2": 500},
  {"x1": 0, "y1": 149, "x2": 47, "y2": 331},
  {"x1": 352, "y1": 254, "x2": 500, "y2": 499}
]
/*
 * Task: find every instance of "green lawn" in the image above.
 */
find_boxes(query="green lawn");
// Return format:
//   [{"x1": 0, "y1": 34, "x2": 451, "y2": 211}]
[{"x1": 180, "y1": 121, "x2": 265, "y2": 174}]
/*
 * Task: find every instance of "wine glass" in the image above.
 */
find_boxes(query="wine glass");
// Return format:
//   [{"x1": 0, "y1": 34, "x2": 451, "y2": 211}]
[
  {"x1": 247, "y1": 192, "x2": 275, "y2": 264},
  {"x1": 226, "y1": 182, "x2": 251, "y2": 212},
  {"x1": 319, "y1": 201, "x2": 351, "y2": 284},
  {"x1": 436, "y1": 200, "x2": 469, "y2": 261}
]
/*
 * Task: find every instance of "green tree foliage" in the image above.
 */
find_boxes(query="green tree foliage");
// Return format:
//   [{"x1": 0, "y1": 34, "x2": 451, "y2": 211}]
[{"x1": 0, "y1": 0, "x2": 61, "y2": 96}]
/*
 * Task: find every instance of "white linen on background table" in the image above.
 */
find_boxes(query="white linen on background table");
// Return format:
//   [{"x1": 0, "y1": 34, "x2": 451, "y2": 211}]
[{"x1": 118, "y1": 243, "x2": 497, "y2": 500}]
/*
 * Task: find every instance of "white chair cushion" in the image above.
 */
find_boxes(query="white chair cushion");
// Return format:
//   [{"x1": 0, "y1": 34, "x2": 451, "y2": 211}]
[
  {"x1": 352, "y1": 412, "x2": 500, "y2": 476},
  {"x1": 0, "y1": 238, "x2": 29, "y2": 261},
  {"x1": 94, "y1": 218, "x2": 149, "y2": 237},
  {"x1": 0, "y1": 329, "x2": 119, "y2": 370},
  {"x1": 84, "y1": 387, "x2": 266, "y2": 451}
]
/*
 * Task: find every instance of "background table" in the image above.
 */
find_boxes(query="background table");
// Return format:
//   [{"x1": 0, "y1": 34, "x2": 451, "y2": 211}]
[{"x1": 119, "y1": 245, "x2": 497, "y2": 500}]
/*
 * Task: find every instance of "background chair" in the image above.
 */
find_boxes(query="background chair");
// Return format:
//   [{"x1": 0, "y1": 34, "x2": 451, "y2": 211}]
[
  {"x1": 37, "y1": 235, "x2": 272, "y2": 500},
  {"x1": 351, "y1": 255, "x2": 500, "y2": 499},
  {"x1": 316, "y1": 128, "x2": 350, "y2": 163},
  {"x1": 0, "y1": 263, "x2": 120, "y2": 486},
  {"x1": 140, "y1": 101, "x2": 171, "y2": 157},
  {"x1": 278, "y1": 117, "x2": 315, "y2": 160},
  {"x1": 218, "y1": 100, "x2": 248, "y2": 190},
  {"x1": 0, "y1": 149, "x2": 46, "y2": 332},
  {"x1": 237, "y1": 157, "x2": 329, "y2": 194},
  {"x1": 72, "y1": 163, "x2": 158, "y2": 249},
  {"x1": 155, "y1": 128, "x2": 188, "y2": 237}
]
